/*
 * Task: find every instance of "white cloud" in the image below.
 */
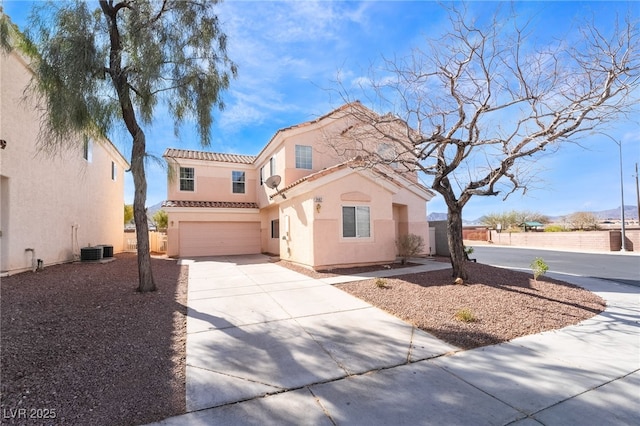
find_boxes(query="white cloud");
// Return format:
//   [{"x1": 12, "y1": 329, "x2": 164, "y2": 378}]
[
  {"x1": 224, "y1": 1, "x2": 370, "y2": 44},
  {"x1": 212, "y1": 1, "x2": 377, "y2": 134},
  {"x1": 622, "y1": 128, "x2": 640, "y2": 143},
  {"x1": 350, "y1": 75, "x2": 373, "y2": 88},
  {"x1": 219, "y1": 102, "x2": 266, "y2": 131}
]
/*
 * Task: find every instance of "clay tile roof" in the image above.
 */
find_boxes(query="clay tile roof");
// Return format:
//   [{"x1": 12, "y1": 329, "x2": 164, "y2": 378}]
[
  {"x1": 268, "y1": 158, "x2": 430, "y2": 200},
  {"x1": 161, "y1": 200, "x2": 259, "y2": 209},
  {"x1": 163, "y1": 148, "x2": 256, "y2": 164},
  {"x1": 269, "y1": 159, "x2": 365, "y2": 199}
]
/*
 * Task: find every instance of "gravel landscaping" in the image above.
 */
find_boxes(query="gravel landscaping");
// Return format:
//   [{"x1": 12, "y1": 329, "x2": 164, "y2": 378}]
[
  {"x1": 282, "y1": 259, "x2": 607, "y2": 349},
  {"x1": 1, "y1": 253, "x2": 606, "y2": 425},
  {"x1": 0, "y1": 253, "x2": 187, "y2": 425}
]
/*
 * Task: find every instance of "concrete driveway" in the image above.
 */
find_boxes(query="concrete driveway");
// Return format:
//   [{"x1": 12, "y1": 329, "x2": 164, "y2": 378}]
[
  {"x1": 181, "y1": 255, "x2": 456, "y2": 411},
  {"x1": 149, "y1": 255, "x2": 639, "y2": 426}
]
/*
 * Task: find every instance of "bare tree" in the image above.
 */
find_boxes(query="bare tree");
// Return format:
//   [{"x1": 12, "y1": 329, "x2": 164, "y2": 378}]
[
  {"x1": 332, "y1": 6, "x2": 639, "y2": 279},
  {"x1": 480, "y1": 210, "x2": 548, "y2": 230},
  {"x1": 567, "y1": 211, "x2": 600, "y2": 231},
  {"x1": 9, "y1": 1, "x2": 236, "y2": 292}
]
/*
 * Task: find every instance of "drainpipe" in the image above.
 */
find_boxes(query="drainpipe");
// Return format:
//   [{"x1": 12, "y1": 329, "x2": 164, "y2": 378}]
[
  {"x1": 636, "y1": 163, "x2": 640, "y2": 225},
  {"x1": 25, "y1": 248, "x2": 36, "y2": 272}
]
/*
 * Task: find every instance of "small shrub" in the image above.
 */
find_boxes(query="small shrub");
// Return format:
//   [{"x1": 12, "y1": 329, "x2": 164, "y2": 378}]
[
  {"x1": 530, "y1": 257, "x2": 549, "y2": 281},
  {"x1": 464, "y1": 246, "x2": 474, "y2": 255},
  {"x1": 396, "y1": 233, "x2": 425, "y2": 265},
  {"x1": 152, "y1": 209, "x2": 168, "y2": 231},
  {"x1": 544, "y1": 225, "x2": 567, "y2": 232},
  {"x1": 454, "y1": 308, "x2": 476, "y2": 323},
  {"x1": 375, "y1": 278, "x2": 388, "y2": 288}
]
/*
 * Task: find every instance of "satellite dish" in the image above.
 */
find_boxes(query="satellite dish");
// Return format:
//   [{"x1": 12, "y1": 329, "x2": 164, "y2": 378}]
[
  {"x1": 265, "y1": 175, "x2": 281, "y2": 189},
  {"x1": 265, "y1": 175, "x2": 286, "y2": 199}
]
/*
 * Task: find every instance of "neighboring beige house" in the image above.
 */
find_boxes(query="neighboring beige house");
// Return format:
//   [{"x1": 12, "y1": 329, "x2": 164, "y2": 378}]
[
  {"x1": 163, "y1": 103, "x2": 434, "y2": 270},
  {"x1": 0, "y1": 43, "x2": 129, "y2": 275}
]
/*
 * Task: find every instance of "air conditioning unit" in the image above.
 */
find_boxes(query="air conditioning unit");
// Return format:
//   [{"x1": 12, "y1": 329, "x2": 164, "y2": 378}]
[{"x1": 80, "y1": 246, "x2": 103, "y2": 261}]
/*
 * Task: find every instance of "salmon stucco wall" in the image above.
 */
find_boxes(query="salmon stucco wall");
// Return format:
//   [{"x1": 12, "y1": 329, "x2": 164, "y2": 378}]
[
  {"x1": 260, "y1": 206, "x2": 280, "y2": 255},
  {"x1": 161, "y1": 102, "x2": 434, "y2": 265},
  {"x1": 279, "y1": 119, "x2": 347, "y2": 187},
  {"x1": 279, "y1": 196, "x2": 316, "y2": 267},
  {"x1": 391, "y1": 184, "x2": 429, "y2": 249},
  {"x1": 254, "y1": 144, "x2": 287, "y2": 208},
  {"x1": 253, "y1": 109, "x2": 372, "y2": 207},
  {"x1": 165, "y1": 208, "x2": 261, "y2": 257},
  {"x1": 277, "y1": 173, "x2": 397, "y2": 270},
  {"x1": 167, "y1": 160, "x2": 257, "y2": 203},
  {"x1": 1, "y1": 49, "x2": 128, "y2": 275}
]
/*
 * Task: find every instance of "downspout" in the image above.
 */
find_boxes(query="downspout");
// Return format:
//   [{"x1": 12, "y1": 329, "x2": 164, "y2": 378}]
[
  {"x1": 25, "y1": 248, "x2": 36, "y2": 272},
  {"x1": 72, "y1": 224, "x2": 80, "y2": 260}
]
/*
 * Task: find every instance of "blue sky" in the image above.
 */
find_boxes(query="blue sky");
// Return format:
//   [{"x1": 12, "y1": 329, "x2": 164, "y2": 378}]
[{"x1": 3, "y1": 0, "x2": 639, "y2": 219}]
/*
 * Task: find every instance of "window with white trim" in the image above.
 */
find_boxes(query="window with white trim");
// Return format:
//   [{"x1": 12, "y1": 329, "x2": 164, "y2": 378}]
[
  {"x1": 83, "y1": 136, "x2": 92, "y2": 162},
  {"x1": 111, "y1": 161, "x2": 116, "y2": 181},
  {"x1": 342, "y1": 206, "x2": 370, "y2": 238},
  {"x1": 232, "y1": 171, "x2": 245, "y2": 194},
  {"x1": 260, "y1": 166, "x2": 264, "y2": 185},
  {"x1": 295, "y1": 145, "x2": 312, "y2": 169},
  {"x1": 271, "y1": 219, "x2": 280, "y2": 239},
  {"x1": 377, "y1": 143, "x2": 399, "y2": 169},
  {"x1": 179, "y1": 167, "x2": 195, "y2": 191},
  {"x1": 269, "y1": 156, "x2": 276, "y2": 176}
]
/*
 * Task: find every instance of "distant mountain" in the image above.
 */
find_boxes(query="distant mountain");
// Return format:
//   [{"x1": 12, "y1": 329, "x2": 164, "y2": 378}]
[
  {"x1": 146, "y1": 201, "x2": 164, "y2": 217},
  {"x1": 428, "y1": 205, "x2": 639, "y2": 223},
  {"x1": 146, "y1": 201, "x2": 638, "y2": 220},
  {"x1": 429, "y1": 212, "x2": 484, "y2": 225},
  {"x1": 547, "y1": 205, "x2": 638, "y2": 221},
  {"x1": 427, "y1": 212, "x2": 448, "y2": 221},
  {"x1": 591, "y1": 205, "x2": 638, "y2": 220},
  {"x1": 428, "y1": 212, "x2": 481, "y2": 224}
]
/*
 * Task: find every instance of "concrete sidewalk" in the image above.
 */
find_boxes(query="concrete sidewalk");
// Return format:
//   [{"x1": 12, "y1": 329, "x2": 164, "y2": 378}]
[{"x1": 149, "y1": 256, "x2": 639, "y2": 426}]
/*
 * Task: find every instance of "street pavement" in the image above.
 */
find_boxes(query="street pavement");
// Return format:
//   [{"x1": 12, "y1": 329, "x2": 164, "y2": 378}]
[
  {"x1": 147, "y1": 255, "x2": 639, "y2": 426},
  {"x1": 469, "y1": 245, "x2": 640, "y2": 287}
]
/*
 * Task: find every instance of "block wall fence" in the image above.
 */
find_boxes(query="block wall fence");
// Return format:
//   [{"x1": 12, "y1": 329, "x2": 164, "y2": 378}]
[{"x1": 431, "y1": 221, "x2": 639, "y2": 254}]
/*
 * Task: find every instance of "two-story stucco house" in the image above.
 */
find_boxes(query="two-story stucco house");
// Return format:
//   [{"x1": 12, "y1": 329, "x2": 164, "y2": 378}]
[
  {"x1": 0, "y1": 40, "x2": 129, "y2": 275},
  {"x1": 162, "y1": 102, "x2": 434, "y2": 270}
]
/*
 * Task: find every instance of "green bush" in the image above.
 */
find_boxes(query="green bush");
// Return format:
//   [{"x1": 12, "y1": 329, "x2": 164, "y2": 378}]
[
  {"x1": 530, "y1": 257, "x2": 549, "y2": 281},
  {"x1": 454, "y1": 308, "x2": 476, "y2": 323},
  {"x1": 124, "y1": 204, "x2": 134, "y2": 224},
  {"x1": 544, "y1": 225, "x2": 567, "y2": 232},
  {"x1": 152, "y1": 209, "x2": 168, "y2": 231}
]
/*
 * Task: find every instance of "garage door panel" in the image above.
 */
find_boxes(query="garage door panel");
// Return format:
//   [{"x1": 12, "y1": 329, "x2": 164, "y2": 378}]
[{"x1": 180, "y1": 222, "x2": 261, "y2": 257}]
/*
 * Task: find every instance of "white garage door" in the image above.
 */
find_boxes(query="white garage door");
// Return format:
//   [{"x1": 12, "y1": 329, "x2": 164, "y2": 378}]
[{"x1": 179, "y1": 222, "x2": 261, "y2": 257}]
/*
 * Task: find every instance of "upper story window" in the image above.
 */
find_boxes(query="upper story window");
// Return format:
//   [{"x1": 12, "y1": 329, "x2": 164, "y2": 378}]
[
  {"x1": 342, "y1": 206, "x2": 370, "y2": 238},
  {"x1": 269, "y1": 156, "x2": 276, "y2": 176},
  {"x1": 260, "y1": 166, "x2": 264, "y2": 185},
  {"x1": 232, "y1": 171, "x2": 245, "y2": 194},
  {"x1": 377, "y1": 143, "x2": 399, "y2": 169},
  {"x1": 111, "y1": 161, "x2": 116, "y2": 181},
  {"x1": 295, "y1": 145, "x2": 312, "y2": 169},
  {"x1": 83, "y1": 136, "x2": 92, "y2": 162},
  {"x1": 180, "y1": 167, "x2": 195, "y2": 191}
]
